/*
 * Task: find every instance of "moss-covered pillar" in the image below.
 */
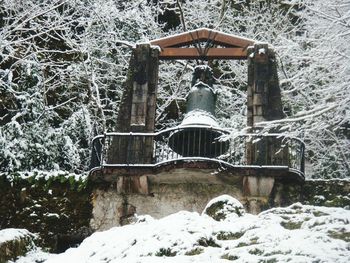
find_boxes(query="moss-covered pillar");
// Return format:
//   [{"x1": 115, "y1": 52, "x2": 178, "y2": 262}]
[{"x1": 107, "y1": 44, "x2": 159, "y2": 164}]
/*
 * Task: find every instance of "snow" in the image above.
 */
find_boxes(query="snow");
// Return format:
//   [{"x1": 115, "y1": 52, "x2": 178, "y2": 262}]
[
  {"x1": 202, "y1": 195, "x2": 245, "y2": 220},
  {"x1": 258, "y1": 48, "x2": 266, "y2": 55},
  {"x1": 43, "y1": 212, "x2": 60, "y2": 219},
  {"x1": 1, "y1": 170, "x2": 87, "y2": 182},
  {"x1": 14, "y1": 250, "x2": 52, "y2": 263},
  {"x1": 0, "y1": 228, "x2": 32, "y2": 244},
  {"x1": 204, "y1": 195, "x2": 243, "y2": 210},
  {"x1": 180, "y1": 110, "x2": 219, "y2": 127},
  {"x1": 18, "y1": 199, "x2": 350, "y2": 263},
  {"x1": 193, "y1": 64, "x2": 213, "y2": 72}
]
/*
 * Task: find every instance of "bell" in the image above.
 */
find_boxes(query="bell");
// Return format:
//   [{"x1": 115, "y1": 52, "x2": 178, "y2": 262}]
[{"x1": 168, "y1": 66, "x2": 229, "y2": 158}]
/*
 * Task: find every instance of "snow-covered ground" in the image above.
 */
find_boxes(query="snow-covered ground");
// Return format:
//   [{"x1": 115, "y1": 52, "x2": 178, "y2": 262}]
[
  {"x1": 0, "y1": 229, "x2": 33, "y2": 244},
  {"x1": 13, "y1": 196, "x2": 350, "y2": 263}
]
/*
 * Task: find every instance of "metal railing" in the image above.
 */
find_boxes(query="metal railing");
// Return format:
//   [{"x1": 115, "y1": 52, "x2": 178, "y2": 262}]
[{"x1": 89, "y1": 125, "x2": 305, "y2": 177}]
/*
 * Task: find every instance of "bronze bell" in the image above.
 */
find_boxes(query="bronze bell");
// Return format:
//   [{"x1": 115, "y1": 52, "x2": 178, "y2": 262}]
[{"x1": 168, "y1": 66, "x2": 229, "y2": 158}]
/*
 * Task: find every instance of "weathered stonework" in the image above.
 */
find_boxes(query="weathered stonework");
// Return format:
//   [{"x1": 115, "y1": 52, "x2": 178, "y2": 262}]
[
  {"x1": 89, "y1": 168, "x2": 350, "y2": 231},
  {"x1": 247, "y1": 44, "x2": 284, "y2": 128},
  {"x1": 1, "y1": 172, "x2": 349, "y2": 252},
  {"x1": 90, "y1": 168, "x2": 244, "y2": 230},
  {"x1": 244, "y1": 44, "x2": 288, "y2": 199},
  {"x1": 107, "y1": 44, "x2": 159, "y2": 165}
]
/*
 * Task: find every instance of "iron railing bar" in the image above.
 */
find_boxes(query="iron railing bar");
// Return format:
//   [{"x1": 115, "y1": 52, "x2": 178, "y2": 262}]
[
  {"x1": 219, "y1": 136, "x2": 222, "y2": 158},
  {"x1": 100, "y1": 134, "x2": 106, "y2": 170},
  {"x1": 91, "y1": 134, "x2": 105, "y2": 144},
  {"x1": 92, "y1": 128, "x2": 305, "y2": 178},
  {"x1": 187, "y1": 129, "x2": 190, "y2": 156},
  {"x1": 92, "y1": 140, "x2": 101, "y2": 164},
  {"x1": 193, "y1": 129, "x2": 196, "y2": 156},
  {"x1": 101, "y1": 162, "x2": 291, "y2": 170},
  {"x1": 301, "y1": 142, "x2": 305, "y2": 174},
  {"x1": 199, "y1": 130, "x2": 202, "y2": 156},
  {"x1": 104, "y1": 125, "x2": 230, "y2": 136},
  {"x1": 169, "y1": 131, "x2": 173, "y2": 161},
  {"x1": 103, "y1": 129, "x2": 304, "y2": 147}
]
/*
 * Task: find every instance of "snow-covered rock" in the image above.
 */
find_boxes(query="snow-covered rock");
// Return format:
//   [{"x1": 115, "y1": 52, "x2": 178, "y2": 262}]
[
  {"x1": 202, "y1": 194, "x2": 245, "y2": 221},
  {"x1": 20, "y1": 198, "x2": 348, "y2": 263},
  {"x1": 0, "y1": 228, "x2": 36, "y2": 262}
]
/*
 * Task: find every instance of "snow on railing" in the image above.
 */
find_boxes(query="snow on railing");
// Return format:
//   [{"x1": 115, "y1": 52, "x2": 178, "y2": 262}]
[{"x1": 89, "y1": 126, "x2": 305, "y2": 177}]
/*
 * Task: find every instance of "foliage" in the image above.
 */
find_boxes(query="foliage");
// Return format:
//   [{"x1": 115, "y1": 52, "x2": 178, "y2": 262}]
[{"x1": 4, "y1": 170, "x2": 89, "y2": 191}]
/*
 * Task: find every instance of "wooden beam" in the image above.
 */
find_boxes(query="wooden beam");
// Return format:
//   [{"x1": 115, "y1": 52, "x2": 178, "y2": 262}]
[
  {"x1": 150, "y1": 28, "x2": 255, "y2": 49},
  {"x1": 211, "y1": 31, "x2": 255, "y2": 49},
  {"x1": 158, "y1": 47, "x2": 248, "y2": 60},
  {"x1": 151, "y1": 29, "x2": 209, "y2": 48}
]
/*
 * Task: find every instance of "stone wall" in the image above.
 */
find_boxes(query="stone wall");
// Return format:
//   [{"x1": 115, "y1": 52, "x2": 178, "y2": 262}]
[
  {"x1": 90, "y1": 170, "x2": 244, "y2": 230},
  {"x1": 89, "y1": 167, "x2": 350, "y2": 231},
  {"x1": 1, "y1": 172, "x2": 349, "y2": 252}
]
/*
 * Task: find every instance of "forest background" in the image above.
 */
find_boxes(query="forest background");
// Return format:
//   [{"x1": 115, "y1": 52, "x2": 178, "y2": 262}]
[{"x1": 0, "y1": 0, "x2": 349, "y2": 178}]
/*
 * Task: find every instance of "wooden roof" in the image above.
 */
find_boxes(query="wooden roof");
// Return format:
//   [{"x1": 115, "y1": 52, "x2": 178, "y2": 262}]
[{"x1": 150, "y1": 28, "x2": 255, "y2": 60}]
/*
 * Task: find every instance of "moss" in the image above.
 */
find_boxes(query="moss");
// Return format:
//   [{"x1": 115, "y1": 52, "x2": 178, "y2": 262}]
[
  {"x1": 204, "y1": 197, "x2": 244, "y2": 221},
  {"x1": 328, "y1": 230, "x2": 350, "y2": 242},
  {"x1": 258, "y1": 258, "x2": 277, "y2": 263},
  {"x1": 250, "y1": 237, "x2": 259, "y2": 244},
  {"x1": 236, "y1": 237, "x2": 259, "y2": 248},
  {"x1": 302, "y1": 180, "x2": 350, "y2": 208},
  {"x1": 216, "y1": 231, "x2": 244, "y2": 240},
  {"x1": 185, "y1": 247, "x2": 203, "y2": 256},
  {"x1": 155, "y1": 248, "x2": 176, "y2": 257},
  {"x1": 236, "y1": 242, "x2": 248, "y2": 247},
  {"x1": 280, "y1": 221, "x2": 302, "y2": 230},
  {"x1": 205, "y1": 201, "x2": 227, "y2": 221},
  {"x1": 264, "y1": 250, "x2": 291, "y2": 257},
  {"x1": 197, "y1": 237, "x2": 220, "y2": 248},
  {"x1": 221, "y1": 254, "x2": 239, "y2": 260},
  {"x1": 309, "y1": 221, "x2": 326, "y2": 228},
  {"x1": 324, "y1": 196, "x2": 350, "y2": 208},
  {"x1": 312, "y1": 211, "x2": 328, "y2": 217},
  {"x1": 249, "y1": 248, "x2": 264, "y2": 255}
]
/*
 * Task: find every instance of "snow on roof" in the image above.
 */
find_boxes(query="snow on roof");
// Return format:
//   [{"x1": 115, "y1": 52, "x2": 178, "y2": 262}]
[{"x1": 38, "y1": 201, "x2": 350, "y2": 263}]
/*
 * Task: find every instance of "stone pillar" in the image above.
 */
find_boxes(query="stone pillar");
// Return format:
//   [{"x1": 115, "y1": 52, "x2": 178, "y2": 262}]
[
  {"x1": 107, "y1": 44, "x2": 159, "y2": 164},
  {"x1": 247, "y1": 44, "x2": 284, "y2": 128},
  {"x1": 246, "y1": 43, "x2": 285, "y2": 165},
  {"x1": 244, "y1": 44, "x2": 285, "y2": 210}
]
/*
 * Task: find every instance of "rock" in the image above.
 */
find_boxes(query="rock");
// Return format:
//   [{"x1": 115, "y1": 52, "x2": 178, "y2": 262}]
[
  {"x1": 0, "y1": 228, "x2": 37, "y2": 262},
  {"x1": 202, "y1": 195, "x2": 245, "y2": 221}
]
